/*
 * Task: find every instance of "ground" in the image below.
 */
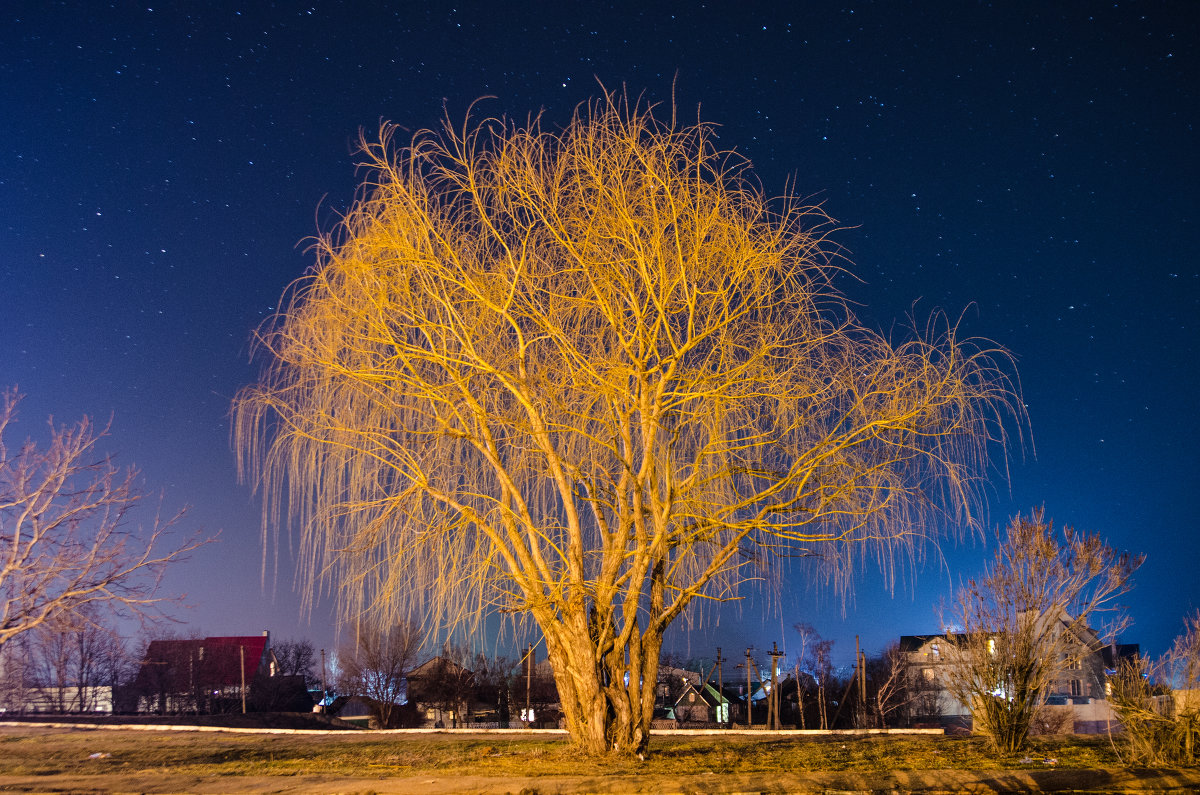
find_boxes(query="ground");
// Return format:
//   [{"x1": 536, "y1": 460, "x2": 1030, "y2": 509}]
[{"x1": 0, "y1": 718, "x2": 1197, "y2": 793}]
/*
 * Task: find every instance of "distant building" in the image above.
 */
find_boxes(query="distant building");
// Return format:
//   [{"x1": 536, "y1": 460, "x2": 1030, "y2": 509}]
[
  {"x1": 0, "y1": 686, "x2": 113, "y2": 715},
  {"x1": 900, "y1": 622, "x2": 1139, "y2": 734},
  {"x1": 132, "y1": 631, "x2": 280, "y2": 714}
]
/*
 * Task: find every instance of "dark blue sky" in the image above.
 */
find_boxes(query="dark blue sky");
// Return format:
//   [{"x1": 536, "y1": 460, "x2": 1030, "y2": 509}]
[{"x1": 3, "y1": 1, "x2": 1196, "y2": 666}]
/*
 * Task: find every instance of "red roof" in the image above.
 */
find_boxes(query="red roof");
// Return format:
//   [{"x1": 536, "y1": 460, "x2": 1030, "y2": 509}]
[
  {"x1": 197, "y1": 636, "x2": 270, "y2": 687},
  {"x1": 136, "y1": 635, "x2": 271, "y2": 690}
]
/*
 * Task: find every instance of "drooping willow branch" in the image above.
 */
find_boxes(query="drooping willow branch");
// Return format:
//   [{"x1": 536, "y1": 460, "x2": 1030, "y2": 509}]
[{"x1": 235, "y1": 92, "x2": 1024, "y2": 656}]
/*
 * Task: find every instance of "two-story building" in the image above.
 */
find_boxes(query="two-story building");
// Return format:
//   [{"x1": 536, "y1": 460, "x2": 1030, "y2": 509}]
[{"x1": 900, "y1": 622, "x2": 1138, "y2": 734}]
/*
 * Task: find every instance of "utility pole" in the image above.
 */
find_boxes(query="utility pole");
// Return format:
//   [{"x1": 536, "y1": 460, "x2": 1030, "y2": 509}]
[
  {"x1": 855, "y1": 636, "x2": 862, "y2": 728},
  {"x1": 859, "y1": 639, "x2": 868, "y2": 729},
  {"x1": 744, "y1": 648, "x2": 754, "y2": 729},
  {"x1": 769, "y1": 642, "x2": 785, "y2": 730},
  {"x1": 714, "y1": 647, "x2": 726, "y2": 726},
  {"x1": 525, "y1": 643, "x2": 533, "y2": 726},
  {"x1": 240, "y1": 645, "x2": 247, "y2": 715}
]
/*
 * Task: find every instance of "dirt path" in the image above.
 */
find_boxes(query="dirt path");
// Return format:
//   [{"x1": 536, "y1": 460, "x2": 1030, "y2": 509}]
[{"x1": 2, "y1": 768, "x2": 1200, "y2": 794}]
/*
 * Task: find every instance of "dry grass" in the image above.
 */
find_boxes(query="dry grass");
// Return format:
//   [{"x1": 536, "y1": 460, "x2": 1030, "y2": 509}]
[{"x1": 0, "y1": 727, "x2": 1125, "y2": 781}]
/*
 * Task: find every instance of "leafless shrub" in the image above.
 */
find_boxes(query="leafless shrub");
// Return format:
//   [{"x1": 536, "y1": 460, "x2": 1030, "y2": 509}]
[
  {"x1": 1110, "y1": 612, "x2": 1200, "y2": 765},
  {"x1": 941, "y1": 511, "x2": 1141, "y2": 753}
]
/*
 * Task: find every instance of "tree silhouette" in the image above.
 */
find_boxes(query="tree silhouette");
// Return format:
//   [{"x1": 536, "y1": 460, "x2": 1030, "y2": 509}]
[{"x1": 0, "y1": 389, "x2": 205, "y2": 652}]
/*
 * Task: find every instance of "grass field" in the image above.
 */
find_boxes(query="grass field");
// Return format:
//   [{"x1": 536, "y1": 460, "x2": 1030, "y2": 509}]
[
  {"x1": 0, "y1": 725, "x2": 1122, "y2": 778},
  {"x1": 1, "y1": 721, "x2": 1198, "y2": 793}
]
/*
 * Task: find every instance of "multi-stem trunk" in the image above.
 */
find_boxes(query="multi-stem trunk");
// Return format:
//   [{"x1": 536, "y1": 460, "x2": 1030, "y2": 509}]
[{"x1": 540, "y1": 616, "x2": 663, "y2": 757}]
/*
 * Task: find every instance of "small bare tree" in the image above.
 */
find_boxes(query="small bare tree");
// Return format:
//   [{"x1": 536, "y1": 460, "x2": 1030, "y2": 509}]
[
  {"x1": 0, "y1": 634, "x2": 32, "y2": 713},
  {"x1": 412, "y1": 645, "x2": 476, "y2": 727},
  {"x1": 236, "y1": 92, "x2": 1023, "y2": 755},
  {"x1": 469, "y1": 653, "x2": 515, "y2": 725},
  {"x1": 942, "y1": 511, "x2": 1142, "y2": 753},
  {"x1": 1109, "y1": 612, "x2": 1200, "y2": 765},
  {"x1": 866, "y1": 642, "x2": 912, "y2": 728},
  {"x1": 272, "y1": 637, "x2": 318, "y2": 688},
  {"x1": 26, "y1": 606, "x2": 127, "y2": 713},
  {"x1": 808, "y1": 637, "x2": 836, "y2": 730},
  {"x1": 336, "y1": 618, "x2": 421, "y2": 728},
  {"x1": 791, "y1": 623, "x2": 822, "y2": 730},
  {"x1": 0, "y1": 389, "x2": 206, "y2": 651}
]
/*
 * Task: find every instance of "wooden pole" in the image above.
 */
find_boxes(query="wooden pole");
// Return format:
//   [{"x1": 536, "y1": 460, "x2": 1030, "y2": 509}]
[
  {"x1": 769, "y1": 642, "x2": 784, "y2": 730},
  {"x1": 855, "y1": 635, "x2": 863, "y2": 729},
  {"x1": 715, "y1": 647, "x2": 726, "y2": 726},
  {"x1": 525, "y1": 643, "x2": 533, "y2": 726},
  {"x1": 745, "y1": 648, "x2": 754, "y2": 728},
  {"x1": 240, "y1": 645, "x2": 246, "y2": 714},
  {"x1": 859, "y1": 642, "x2": 868, "y2": 729}
]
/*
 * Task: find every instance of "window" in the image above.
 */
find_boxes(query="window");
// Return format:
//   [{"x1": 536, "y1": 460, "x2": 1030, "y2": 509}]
[
  {"x1": 987, "y1": 637, "x2": 996, "y2": 656},
  {"x1": 1070, "y1": 679, "x2": 1082, "y2": 697},
  {"x1": 931, "y1": 642, "x2": 940, "y2": 660},
  {"x1": 922, "y1": 667, "x2": 935, "y2": 681},
  {"x1": 1067, "y1": 656, "x2": 1081, "y2": 671}
]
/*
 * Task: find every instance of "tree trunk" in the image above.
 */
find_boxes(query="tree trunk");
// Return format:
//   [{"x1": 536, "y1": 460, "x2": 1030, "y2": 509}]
[{"x1": 541, "y1": 615, "x2": 661, "y2": 757}]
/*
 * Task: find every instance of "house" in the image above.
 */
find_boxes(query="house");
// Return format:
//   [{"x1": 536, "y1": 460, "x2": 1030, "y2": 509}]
[
  {"x1": 899, "y1": 634, "x2": 971, "y2": 727},
  {"x1": 509, "y1": 656, "x2": 561, "y2": 728},
  {"x1": 671, "y1": 681, "x2": 730, "y2": 725},
  {"x1": 406, "y1": 655, "x2": 476, "y2": 727},
  {"x1": 900, "y1": 624, "x2": 1139, "y2": 734},
  {"x1": 132, "y1": 631, "x2": 280, "y2": 714},
  {"x1": 0, "y1": 685, "x2": 113, "y2": 715}
]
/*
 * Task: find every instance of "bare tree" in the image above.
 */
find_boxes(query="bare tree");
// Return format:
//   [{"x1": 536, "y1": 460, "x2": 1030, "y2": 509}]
[
  {"x1": 235, "y1": 93, "x2": 1022, "y2": 755},
  {"x1": 26, "y1": 606, "x2": 126, "y2": 712},
  {"x1": 941, "y1": 511, "x2": 1142, "y2": 753},
  {"x1": 1110, "y1": 612, "x2": 1200, "y2": 765},
  {"x1": 511, "y1": 656, "x2": 561, "y2": 729},
  {"x1": 790, "y1": 623, "x2": 822, "y2": 730},
  {"x1": 336, "y1": 619, "x2": 421, "y2": 728},
  {"x1": 866, "y1": 642, "x2": 912, "y2": 728},
  {"x1": 411, "y1": 645, "x2": 476, "y2": 727},
  {"x1": 272, "y1": 637, "x2": 318, "y2": 688},
  {"x1": 0, "y1": 389, "x2": 207, "y2": 651},
  {"x1": 469, "y1": 653, "x2": 515, "y2": 725},
  {"x1": 812, "y1": 639, "x2": 836, "y2": 730}
]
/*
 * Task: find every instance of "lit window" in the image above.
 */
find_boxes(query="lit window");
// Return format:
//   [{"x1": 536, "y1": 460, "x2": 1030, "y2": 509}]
[{"x1": 987, "y1": 638, "x2": 996, "y2": 656}]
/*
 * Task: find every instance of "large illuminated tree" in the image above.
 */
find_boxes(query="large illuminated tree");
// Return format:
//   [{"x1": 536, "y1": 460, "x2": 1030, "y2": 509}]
[{"x1": 236, "y1": 94, "x2": 1021, "y2": 755}]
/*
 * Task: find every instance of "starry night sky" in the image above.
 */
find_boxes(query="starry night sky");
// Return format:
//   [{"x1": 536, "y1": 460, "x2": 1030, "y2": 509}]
[{"x1": 3, "y1": 1, "x2": 1196, "y2": 666}]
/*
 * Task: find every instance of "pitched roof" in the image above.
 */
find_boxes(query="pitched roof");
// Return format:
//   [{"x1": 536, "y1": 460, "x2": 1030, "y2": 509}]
[
  {"x1": 199, "y1": 636, "x2": 271, "y2": 687},
  {"x1": 899, "y1": 634, "x2": 949, "y2": 652},
  {"x1": 136, "y1": 634, "x2": 272, "y2": 690},
  {"x1": 1101, "y1": 643, "x2": 1140, "y2": 669},
  {"x1": 409, "y1": 656, "x2": 473, "y2": 680}
]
